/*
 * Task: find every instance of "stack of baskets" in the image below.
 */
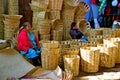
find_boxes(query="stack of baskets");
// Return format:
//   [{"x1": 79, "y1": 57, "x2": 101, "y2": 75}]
[
  {"x1": 51, "y1": 19, "x2": 63, "y2": 41},
  {"x1": 37, "y1": 19, "x2": 51, "y2": 40},
  {"x1": 0, "y1": 14, "x2": 4, "y2": 39},
  {"x1": 0, "y1": 0, "x2": 4, "y2": 14},
  {"x1": 41, "y1": 41, "x2": 60, "y2": 70},
  {"x1": 30, "y1": 0, "x2": 49, "y2": 29},
  {"x1": 61, "y1": 0, "x2": 79, "y2": 40},
  {"x1": 7, "y1": 0, "x2": 19, "y2": 15},
  {"x1": 80, "y1": 46, "x2": 100, "y2": 72},
  {"x1": 3, "y1": 15, "x2": 22, "y2": 40},
  {"x1": 48, "y1": 0, "x2": 63, "y2": 20}
]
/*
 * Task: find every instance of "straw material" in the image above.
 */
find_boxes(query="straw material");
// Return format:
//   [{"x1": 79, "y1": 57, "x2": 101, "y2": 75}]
[
  {"x1": 97, "y1": 44, "x2": 116, "y2": 68},
  {"x1": 38, "y1": 26, "x2": 51, "y2": 35},
  {"x1": 51, "y1": 30, "x2": 63, "y2": 41},
  {"x1": 63, "y1": 0, "x2": 79, "y2": 9},
  {"x1": 41, "y1": 41, "x2": 59, "y2": 49},
  {"x1": 80, "y1": 46, "x2": 100, "y2": 73},
  {"x1": 48, "y1": 0, "x2": 63, "y2": 10},
  {"x1": 33, "y1": 11, "x2": 48, "y2": 19},
  {"x1": 51, "y1": 19, "x2": 63, "y2": 30},
  {"x1": 0, "y1": 0, "x2": 4, "y2": 14},
  {"x1": 78, "y1": 19, "x2": 90, "y2": 34},
  {"x1": 63, "y1": 55, "x2": 80, "y2": 76},
  {"x1": 3, "y1": 20, "x2": 20, "y2": 27},
  {"x1": 41, "y1": 48, "x2": 60, "y2": 70},
  {"x1": 113, "y1": 41, "x2": 120, "y2": 63},
  {"x1": 40, "y1": 34, "x2": 50, "y2": 41},
  {"x1": 112, "y1": 29, "x2": 120, "y2": 37},
  {"x1": 49, "y1": 10, "x2": 60, "y2": 20},
  {"x1": 4, "y1": 15, "x2": 22, "y2": 20},
  {"x1": 30, "y1": 0, "x2": 49, "y2": 11},
  {"x1": 88, "y1": 35, "x2": 103, "y2": 43}
]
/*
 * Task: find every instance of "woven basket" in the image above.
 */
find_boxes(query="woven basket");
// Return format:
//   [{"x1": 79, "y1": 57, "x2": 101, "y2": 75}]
[
  {"x1": 63, "y1": 55, "x2": 80, "y2": 76},
  {"x1": 51, "y1": 30, "x2": 63, "y2": 41},
  {"x1": 80, "y1": 46, "x2": 100, "y2": 73},
  {"x1": 41, "y1": 41, "x2": 59, "y2": 49},
  {"x1": 41, "y1": 48, "x2": 60, "y2": 70},
  {"x1": 113, "y1": 41, "x2": 120, "y2": 63},
  {"x1": 76, "y1": 2, "x2": 90, "y2": 15},
  {"x1": 63, "y1": 0, "x2": 79, "y2": 9},
  {"x1": 78, "y1": 19, "x2": 90, "y2": 34},
  {"x1": 48, "y1": 0, "x2": 63, "y2": 10},
  {"x1": 4, "y1": 15, "x2": 22, "y2": 20},
  {"x1": 33, "y1": 11, "x2": 48, "y2": 19},
  {"x1": 38, "y1": 26, "x2": 51, "y2": 35},
  {"x1": 88, "y1": 35, "x2": 103, "y2": 43},
  {"x1": 37, "y1": 19, "x2": 51, "y2": 26},
  {"x1": 40, "y1": 34, "x2": 50, "y2": 41},
  {"x1": 97, "y1": 44, "x2": 116, "y2": 68},
  {"x1": 3, "y1": 20, "x2": 20, "y2": 27},
  {"x1": 112, "y1": 29, "x2": 120, "y2": 37},
  {"x1": 49, "y1": 10, "x2": 60, "y2": 20},
  {"x1": 30, "y1": 0, "x2": 49, "y2": 10},
  {"x1": 51, "y1": 19, "x2": 63, "y2": 30}
]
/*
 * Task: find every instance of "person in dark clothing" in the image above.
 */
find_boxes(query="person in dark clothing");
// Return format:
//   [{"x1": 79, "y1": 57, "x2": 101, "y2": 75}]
[{"x1": 70, "y1": 22, "x2": 88, "y2": 42}]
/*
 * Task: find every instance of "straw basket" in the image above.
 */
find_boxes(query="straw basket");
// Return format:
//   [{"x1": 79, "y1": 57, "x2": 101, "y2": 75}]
[
  {"x1": 49, "y1": 10, "x2": 60, "y2": 20},
  {"x1": 112, "y1": 29, "x2": 120, "y2": 37},
  {"x1": 41, "y1": 41, "x2": 59, "y2": 49},
  {"x1": 63, "y1": 0, "x2": 79, "y2": 9},
  {"x1": 40, "y1": 34, "x2": 50, "y2": 41},
  {"x1": 76, "y1": 2, "x2": 90, "y2": 15},
  {"x1": 48, "y1": 0, "x2": 63, "y2": 10},
  {"x1": 80, "y1": 46, "x2": 100, "y2": 73},
  {"x1": 63, "y1": 55, "x2": 80, "y2": 76},
  {"x1": 37, "y1": 19, "x2": 51, "y2": 26},
  {"x1": 30, "y1": 0, "x2": 49, "y2": 11},
  {"x1": 41, "y1": 48, "x2": 60, "y2": 70},
  {"x1": 51, "y1": 30, "x2": 63, "y2": 41},
  {"x1": 4, "y1": 15, "x2": 22, "y2": 20},
  {"x1": 3, "y1": 20, "x2": 20, "y2": 27},
  {"x1": 88, "y1": 35, "x2": 103, "y2": 43},
  {"x1": 78, "y1": 19, "x2": 90, "y2": 34},
  {"x1": 38, "y1": 26, "x2": 51, "y2": 35},
  {"x1": 97, "y1": 44, "x2": 116, "y2": 68},
  {"x1": 33, "y1": 11, "x2": 48, "y2": 19},
  {"x1": 51, "y1": 19, "x2": 63, "y2": 30}
]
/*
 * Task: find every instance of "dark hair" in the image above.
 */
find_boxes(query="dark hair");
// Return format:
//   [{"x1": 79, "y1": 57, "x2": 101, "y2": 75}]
[
  {"x1": 22, "y1": 22, "x2": 30, "y2": 28},
  {"x1": 71, "y1": 22, "x2": 76, "y2": 29}
]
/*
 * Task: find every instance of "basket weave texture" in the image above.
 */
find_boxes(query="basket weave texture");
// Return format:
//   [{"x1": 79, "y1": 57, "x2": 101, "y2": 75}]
[
  {"x1": 80, "y1": 46, "x2": 100, "y2": 73},
  {"x1": 63, "y1": 55, "x2": 80, "y2": 76}
]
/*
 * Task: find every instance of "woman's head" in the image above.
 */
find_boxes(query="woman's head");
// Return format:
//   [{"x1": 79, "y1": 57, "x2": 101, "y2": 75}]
[
  {"x1": 71, "y1": 22, "x2": 77, "y2": 29},
  {"x1": 22, "y1": 22, "x2": 31, "y2": 31}
]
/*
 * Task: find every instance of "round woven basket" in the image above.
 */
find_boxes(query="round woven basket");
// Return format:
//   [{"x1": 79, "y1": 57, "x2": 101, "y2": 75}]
[
  {"x1": 76, "y1": 2, "x2": 90, "y2": 15},
  {"x1": 51, "y1": 19, "x2": 63, "y2": 30},
  {"x1": 63, "y1": 55, "x2": 80, "y2": 76},
  {"x1": 63, "y1": 0, "x2": 79, "y2": 9},
  {"x1": 41, "y1": 48, "x2": 60, "y2": 70},
  {"x1": 38, "y1": 26, "x2": 51, "y2": 35},
  {"x1": 97, "y1": 44, "x2": 116, "y2": 68},
  {"x1": 4, "y1": 15, "x2": 22, "y2": 20},
  {"x1": 80, "y1": 46, "x2": 100, "y2": 73},
  {"x1": 41, "y1": 41, "x2": 59, "y2": 49},
  {"x1": 49, "y1": 10, "x2": 60, "y2": 20},
  {"x1": 33, "y1": 11, "x2": 48, "y2": 19},
  {"x1": 51, "y1": 30, "x2": 63, "y2": 41},
  {"x1": 78, "y1": 19, "x2": 90, "y2": 34},
  {"x1": 3, "y1": 20, "x2": 20, "y2": 27},
  {"x1": 30, "y1": 0, "x2": 49, "y2": 11},
  {"x1": 48, "y1": 0, "x2": 63, "y2": 10}
]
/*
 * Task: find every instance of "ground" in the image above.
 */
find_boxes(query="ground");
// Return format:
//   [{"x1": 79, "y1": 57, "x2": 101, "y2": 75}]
[{"x1": 73, "y1": 64, "x2": 120, "y2": 80}]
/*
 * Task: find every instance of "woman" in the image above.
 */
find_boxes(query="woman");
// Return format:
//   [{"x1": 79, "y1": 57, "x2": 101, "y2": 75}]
[
  {"x1": 70, "y1": 22, "x2": 88, "y2": 42},
  {"x1": 17, "y1": 22, "x2": 42, "y2": 66}
]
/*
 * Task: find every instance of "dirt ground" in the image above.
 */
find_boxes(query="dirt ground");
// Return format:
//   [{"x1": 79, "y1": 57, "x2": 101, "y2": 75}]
[{"x1": 73, "y1": 64, "x2": 120, "y2": 80}]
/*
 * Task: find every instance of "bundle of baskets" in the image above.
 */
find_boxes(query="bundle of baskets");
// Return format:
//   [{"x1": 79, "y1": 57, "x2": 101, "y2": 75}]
[
  {"x1": 48, "y1": 0, "x2": 63, "y2": 10},
  {"x1": 41, "y1": 41, "x2": 60, "y2": 70}
]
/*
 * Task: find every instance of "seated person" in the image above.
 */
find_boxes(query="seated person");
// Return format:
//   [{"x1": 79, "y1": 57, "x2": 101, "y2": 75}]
[
  {"x1": 70, "y1": 22, "x2": 88, "y2": 42},
  {"x1": 17, "y1": 22, "x2": 42, "y2": 66}
]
